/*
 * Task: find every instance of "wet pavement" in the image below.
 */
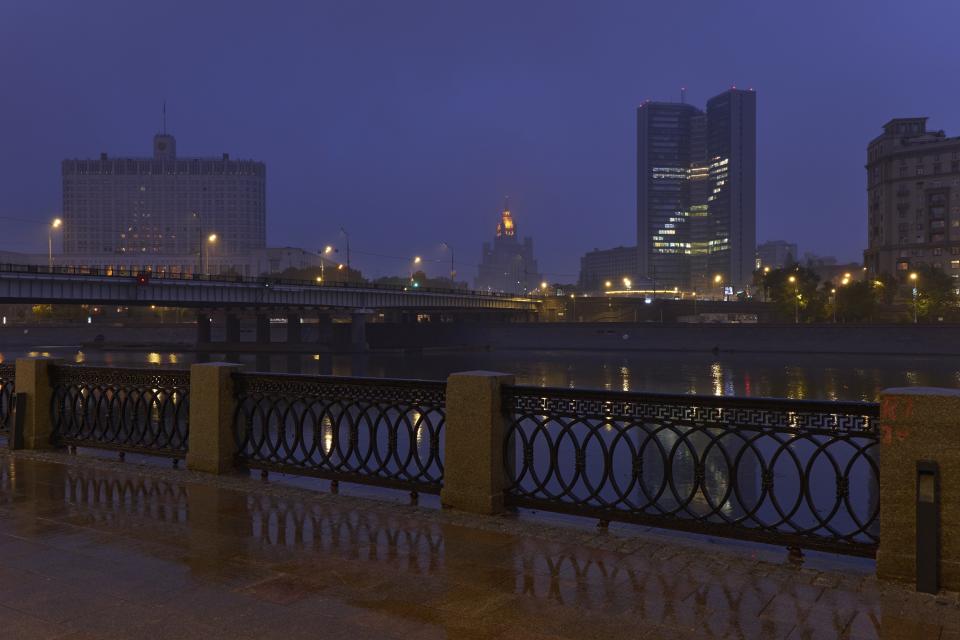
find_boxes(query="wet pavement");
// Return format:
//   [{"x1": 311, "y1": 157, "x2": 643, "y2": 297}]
[{"x1": 0, "y1": 451, "x2": 957, "y2": 639}]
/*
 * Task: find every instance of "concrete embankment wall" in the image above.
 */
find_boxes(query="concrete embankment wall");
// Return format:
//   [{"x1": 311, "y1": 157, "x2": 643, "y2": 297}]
[
  {"x1": 2, "y1": 322, "x2": 958, "y2": 357},
  {"x1": 366, "y1": 322, "x2": 960, "y2": 356}
]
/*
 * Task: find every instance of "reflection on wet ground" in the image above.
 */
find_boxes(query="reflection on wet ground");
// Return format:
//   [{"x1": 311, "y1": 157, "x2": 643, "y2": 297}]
[{"x1": 0, "y1": 451, "x2": 957, "y2": 639}]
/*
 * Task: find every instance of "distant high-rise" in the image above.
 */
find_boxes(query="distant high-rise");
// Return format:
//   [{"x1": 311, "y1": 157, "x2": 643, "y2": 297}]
[
  {"x1": 475, "y1": 199, "x2": 540, "y2": 294},
  {"x1": 61, "y1": 131, "x2": 266, "y2": 265},
  {"x1": 636, "y1": 89, "x2": 756, "y2": 291},
  {"x1": 758, "y1": 240, "x2": 799, "y2": 269},
  {"x1": 864, "y1": 118, "x2": 960, "y2": 277}
]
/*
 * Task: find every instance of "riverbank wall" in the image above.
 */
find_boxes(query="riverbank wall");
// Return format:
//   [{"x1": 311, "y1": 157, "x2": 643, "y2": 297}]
[{"x1": 2, "y1": 322, "x2": 958, "y2": 357}]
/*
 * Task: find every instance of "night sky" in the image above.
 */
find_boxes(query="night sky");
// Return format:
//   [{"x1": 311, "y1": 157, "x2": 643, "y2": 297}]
[{"x1": 2, "y1": 1, "x2": 958, "y2": 280}]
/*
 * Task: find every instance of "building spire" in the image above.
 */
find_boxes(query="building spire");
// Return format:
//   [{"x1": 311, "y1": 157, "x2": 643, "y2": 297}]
[{"x1": 161, "y1": 100, "x2": 167, "y2": 134}]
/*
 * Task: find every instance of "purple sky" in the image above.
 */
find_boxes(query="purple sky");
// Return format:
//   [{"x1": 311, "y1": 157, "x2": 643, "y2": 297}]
[{"x1": 2, "y1": 1, "x2": 958, "y2": 280}]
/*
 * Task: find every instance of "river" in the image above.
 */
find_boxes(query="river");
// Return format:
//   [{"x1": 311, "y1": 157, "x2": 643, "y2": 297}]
[{"x1": 2, "y1": 345, "x2": 956, "y2": 401}]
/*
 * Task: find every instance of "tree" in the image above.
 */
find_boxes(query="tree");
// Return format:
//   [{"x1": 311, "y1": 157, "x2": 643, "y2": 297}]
[
  {"x1": 834, "y1": 280, "x2": 877, "y2": 322},
  {"x1": 755, "y1": 266, "x2": 825, "y2": 322},
  {"x1": 911, "y1": 265, "x2": 957, "y2": 322}
]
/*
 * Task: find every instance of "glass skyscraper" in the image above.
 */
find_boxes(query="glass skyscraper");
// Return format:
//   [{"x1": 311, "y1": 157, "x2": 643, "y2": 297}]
[{"x1": 636, "y1": 89, "x2": 756, "y2": 292}]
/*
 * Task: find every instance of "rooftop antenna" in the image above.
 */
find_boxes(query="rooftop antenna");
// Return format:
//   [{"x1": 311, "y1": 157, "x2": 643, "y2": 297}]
[
  {"x1": 161, "y1": 100, "x2": 167, "y2": 135},
  {"x1": 504, "y1": 195, "x2": 510, "y2": 212},
  {"x1": 680, "y1": 87, "x2": 686, "y2": 104}
]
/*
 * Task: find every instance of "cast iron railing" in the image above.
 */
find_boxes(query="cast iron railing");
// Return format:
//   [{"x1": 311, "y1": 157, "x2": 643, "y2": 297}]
[
  {"x1": 0, "y1": 363, "x2": 14, "y2": 435},
  {"x1": 50, "y1": 365, "x2": 190, "y2": 457},
  {"x1": 503, "y1": 386, "x2": 880, "y2": 556},
  {"x1": 233, "y1": 373, "x2": 445, "y2": 494}
]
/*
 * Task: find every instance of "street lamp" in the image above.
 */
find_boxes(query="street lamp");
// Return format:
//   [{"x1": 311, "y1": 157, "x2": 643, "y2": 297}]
[
  {"x1": 204, "y1": 233, "x2": 217, "y2": 275},
  {"x1": 48, "y1": 218, "x2": 62, "y2": 270},
  {"x1": 623, "y1": 277, "x2": 632, "y2": 290},
  {"x1": 831, "y1": 288, "x2": 837, "y2": 323},
  {"x1": 692, "y1": 291, "x2": 698, "y2": 316},
  {"x1": 604, "y1": 280, "x2": 612, "y2": 290},
  {"x1": 910, "y1": 272, "x2": 919, "y2": 323},
  {"x1": 714, "y1": 273, "x2": 723, "y2": 300},
  {"x1": 320, "y1": 245, "x2": 337, "y2": 282},
  {"x1": 788, "y1": 275, "x2": 798, "y2": 323},
  {"x1": 441, "y1": 242, "x2": 455, "y2": 280}
]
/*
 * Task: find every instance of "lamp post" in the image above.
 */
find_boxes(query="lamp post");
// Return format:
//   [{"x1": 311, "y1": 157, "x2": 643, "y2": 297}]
[
  {"x1": 910, "y1": 272, "x2": 919, "y2": 323},
  {"x1": 320, "y1": 245, "x2": 335, "y2": 282},
  {"x1": 48, "y1": 218, "x2": 62, "y2": 270},
  {"x1": 411, "y1": 256, "x2": 422, "y2": 283},
  {"x1": 831, "y1": 288, "x2": 837, "y2": 323},
  {"x1": 204, "y1": 233, "x2": 217, "y2": 275},
  {"x1": 339, "y1": 227, "x2": 351, "y2": 278},
  {"x1": 570, "y1": 293, "x2": 576, "y2": 322},
  {"x1": 441, "y1": 242, "x2": 455, "y2": 281},
  {"x1": 714, "y1": 274, "x2": 723, "y2": 301},
  {"x1": 692, "y1": 291, "x2": 697, "y2": 317},
  {"x1": 623, "y1": 277, "x2": 632, "y2": 290},
  {"x1": 789, "y1": 275, "x2": 798, "y2": 322}
]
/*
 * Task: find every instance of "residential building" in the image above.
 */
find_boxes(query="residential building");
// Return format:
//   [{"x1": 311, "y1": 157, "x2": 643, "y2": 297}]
[
  {"x1": 61, "y1": 130, "x2": 266, "y2": 268},
  {"x1": 475, "y1": 200, "x2": 540, "y2": 294},
  {"x1": 864, "y1": 118, "x2": 960, "y2": 277},
  {"x1": 578, "y1": 246, "x2": 639, "y2": 292},
  {"x1": 637, "y1": 89, "x2": 756, "y2": 292},
  {"x1": 757, "y1": 240, "x2": 798, "y2": 269}
]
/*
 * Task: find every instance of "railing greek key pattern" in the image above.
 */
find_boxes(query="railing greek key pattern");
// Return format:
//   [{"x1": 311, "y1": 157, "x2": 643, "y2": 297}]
[
  {"x1": 233, "y1": 373, "x2": 445, "y2": 493},
  {"x1": 503, "y1": 386, "x2": 880, "y2": 556},
  {"x1": 0, "y1": 363, "x2": 13, "y2": 435},
  {"x1": 50, "y1": 365, "x2": 190, "y2": 457}
]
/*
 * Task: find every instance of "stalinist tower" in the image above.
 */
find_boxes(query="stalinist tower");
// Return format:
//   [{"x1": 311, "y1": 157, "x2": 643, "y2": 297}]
[{"x1": 475, "y1": 198, "x2": 541, "y2": 294}]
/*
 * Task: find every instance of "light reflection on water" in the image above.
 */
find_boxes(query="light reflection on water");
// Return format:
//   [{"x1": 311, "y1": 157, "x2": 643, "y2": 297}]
[{"x1": 2, "y1": 347, "x2": 960, "y2": 402}]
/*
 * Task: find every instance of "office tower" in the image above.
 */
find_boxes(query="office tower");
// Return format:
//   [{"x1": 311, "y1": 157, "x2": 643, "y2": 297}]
[{"x1": 637, "y1": 89, "x2": 756, "y2": 291}]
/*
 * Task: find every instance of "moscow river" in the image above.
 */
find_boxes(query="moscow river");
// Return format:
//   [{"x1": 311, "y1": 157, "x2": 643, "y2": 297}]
[{"x1": 2, "y1": 345, "x2": 957, "y2": 401}]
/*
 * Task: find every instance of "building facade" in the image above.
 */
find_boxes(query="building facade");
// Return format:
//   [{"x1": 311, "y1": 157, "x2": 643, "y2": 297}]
[
  {"x1": 61, "y1": 132, "x2": 266, "y2": 266},
  {"x1": 757, "y1": 240, "x2": 798, "y2": 269},
  {"x1": 475, "y1": 200, "x2": 541, "y2": 294},
  {"x1": 864, "y1": 118, "x2": 960, "y2": 277},
  {"x1": 636, "y1": 89, "x2": 756, "y2": 292},
  {"x1": 578, "y1": 245, "x2": 639, "y2": 292}
]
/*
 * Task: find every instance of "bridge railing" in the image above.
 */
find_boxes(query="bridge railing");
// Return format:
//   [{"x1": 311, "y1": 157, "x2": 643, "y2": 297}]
[
  {"x1": 501, "y1": 385, "x2": 880, "y2": 557},
  {"x1": 49, "y1": 364, "x2": 190, "y2": 459},
  {"x1": 232, "y1": 372, "x2": 445, "y2": 495},
  {"x1": 0, "y1": 363, "x2": 14, "y2": 436},
  {"x1": 0, "y1": 262, "x2": 535, "y2": 300}
]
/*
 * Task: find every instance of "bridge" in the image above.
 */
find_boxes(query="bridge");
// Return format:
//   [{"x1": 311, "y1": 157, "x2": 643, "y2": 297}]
[
  {"x1": 0, "y1": 263, "x2": 539, "y2": 311},
  {"x1": 0, "y1": 263, "x2": 540, "y2": 355}
]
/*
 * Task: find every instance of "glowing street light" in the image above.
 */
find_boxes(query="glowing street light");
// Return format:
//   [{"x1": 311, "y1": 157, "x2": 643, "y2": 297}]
[
  {"x1": 324, "y1": 245, "x2": 334, "y2": 255},
  {"x1": 604, "y1": 280, "x2": 612, "y2": 289},
  {"x1": 910, "y1": 272, "x2": 919, "y2": 323},
  {"x1": 204, "y1": 233, "x2": 217, "y2": 275},
  {"x1": 623, "y1": 277, "x2": 632, "y2": 289},
  {"x1": 48, "y1": 217, "x2": 63, "y2": 269}
]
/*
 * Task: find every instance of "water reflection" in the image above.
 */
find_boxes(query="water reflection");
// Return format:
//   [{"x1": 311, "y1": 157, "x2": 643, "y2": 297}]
[{"x1": 3, "y1": 347, "x2": 960, "y2": 401}]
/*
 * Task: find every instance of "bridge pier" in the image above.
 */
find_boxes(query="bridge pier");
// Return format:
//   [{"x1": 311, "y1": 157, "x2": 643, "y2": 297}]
[
  {"x1": 316, "y1": 311, "x2": 332, "y2": 344},
  {"x1": 255, "y1": 312, "x2": 271, "y2": 372},
  {"x1": 196, "y1": 312, "x2": 211, "y2": 343},
  {"x1": 224, "y1": 313, "x2": 241, "y2": 362},
  {"x1": 350, "y1": 311, "x2": 370, "y2": 353},
  {"x1": 286, "y1": 312, "x2": 301, "y2": 344}
]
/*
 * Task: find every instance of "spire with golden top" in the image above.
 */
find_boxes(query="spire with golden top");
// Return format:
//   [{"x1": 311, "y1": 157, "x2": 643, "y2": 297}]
[{"x1": 496, "y1": 196, "x2": 516, "y2": 238}]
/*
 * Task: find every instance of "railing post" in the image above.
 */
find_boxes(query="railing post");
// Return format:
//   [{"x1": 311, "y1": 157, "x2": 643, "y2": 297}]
[
  {"x1": 878, "y1": 387, "x2": 960, "y2": 591},
  {"x1": 186, "y1": 363, "x2": 242, "y2": 474},
  {"x1": 441, "y1": 371, "x2": 515, "y2": 515},
  {"x1": 12, "y1": 358, "x2": 57, "y2": 450}
]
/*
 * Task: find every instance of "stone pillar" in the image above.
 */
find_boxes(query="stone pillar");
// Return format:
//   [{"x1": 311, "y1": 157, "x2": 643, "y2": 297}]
[
  {"x1": 316, "y1": 311, "x2": 332, "y2": 344},
  {"x1": 440, "y1": 371, "x2": 515, "y2": 515},
  {"x1": 255, "y1": 313, "x2": 271, "y2": 372},
  {"x1": 186, "y1": 363, "x2": 242, "y2": 474},
  {"x1": 878, "y1": 387, "x2": 960, "y2": 590},
  {"x1": 350, "y1": 311, "x2": 369, "y2": 353},
  {"x1": 255, "y1": 313, "x2": 271, "y2": 345},
  {"x1": 12, "y1": 358, "x2": 57, "y2": 450},
  {"x1": 196, "y1": 311, "x2": 211, "y2": 344},
  {"x1": 286, "y1": 312, "x2": 301, "y2": 344},
  {"x1": 225, "y1": 313, "x2": 241, "y2": 345}
]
